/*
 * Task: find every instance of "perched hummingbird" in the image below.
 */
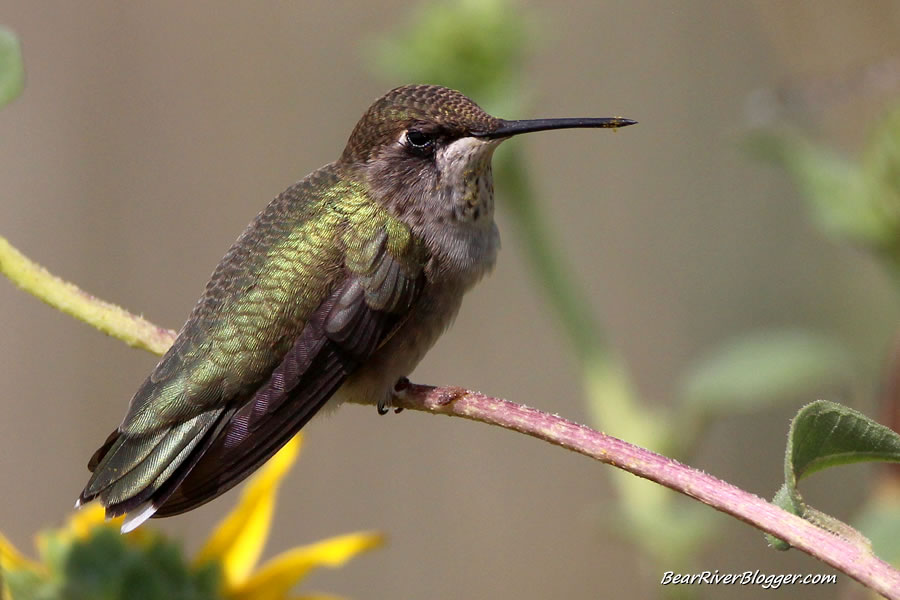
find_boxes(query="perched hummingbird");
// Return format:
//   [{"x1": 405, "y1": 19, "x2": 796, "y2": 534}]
[{"x1": 77, "y1": 84, "x2": 635, "y2": 531}]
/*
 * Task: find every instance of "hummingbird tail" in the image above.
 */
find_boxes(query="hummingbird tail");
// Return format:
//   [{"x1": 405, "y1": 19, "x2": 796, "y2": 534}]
[
  {"x1": 152, "y1": 355, "x2": 344, "y2": 517},
  {"x1": 76, "y1": 408, "x2": 233, "y2": 531},
  {"x1": 120, "y1": 500, "x2": 157, "y2": 533},
  {"x1": 77, "y1": 235, "x2": 421, "y2": 528}
]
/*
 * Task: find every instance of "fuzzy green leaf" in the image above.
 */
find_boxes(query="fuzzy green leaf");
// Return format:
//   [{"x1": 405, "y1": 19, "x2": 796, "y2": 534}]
[
  {"x1": 785, "y1": 401, "x2": 900, "y2": 482},
  {"x1": 768, "y1": 400, "x2": 900, "y2": 550}
]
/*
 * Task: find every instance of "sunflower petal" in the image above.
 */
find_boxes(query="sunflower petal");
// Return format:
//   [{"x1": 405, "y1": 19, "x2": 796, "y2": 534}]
[
  {"x1": 66, "y1": 503, "x2": 113, "y2": 537},
  {"x1": 195, "y1": 434, "x2": 302, "y2": 588},
  {"x1": 0, "y1": 530, "x2": 41, "y2": 573},
  {"x1": 36, "y1": 503, "x2": 149, "y2": 560},
  {"x1": 230, "y1": 532, "x2": 384, "y2": 600}
]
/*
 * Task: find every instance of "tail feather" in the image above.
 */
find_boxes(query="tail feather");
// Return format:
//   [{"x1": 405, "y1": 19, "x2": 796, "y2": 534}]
[
  {"x1": 120, "y1": 501, "x2": 157, "y2": 533},
  {"x1": 78, "y1": 411, "x2": 223, "y2": 520},
  {"x1": 79, "y1": 429, "x2": 168, "y2": 502},
  {"x1": 87, "y1": 429, "x2": 119, "y2": 472},
  {"x1": 114, "y1": 406, "x2": 238, "y2": 525},
  {"x1": 101, "y1": 415, "x2": 213, "y2": 511}
]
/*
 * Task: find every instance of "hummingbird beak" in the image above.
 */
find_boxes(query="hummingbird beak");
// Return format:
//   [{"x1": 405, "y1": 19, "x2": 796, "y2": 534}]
[{"x1": 473, "y1": 117, "x2": 637, "y2": 140}]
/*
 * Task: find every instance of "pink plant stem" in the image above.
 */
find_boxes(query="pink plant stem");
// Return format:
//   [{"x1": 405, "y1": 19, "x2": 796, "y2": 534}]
[{"x1": 393, "y1": 383, "x2": 900, "y2": 599}]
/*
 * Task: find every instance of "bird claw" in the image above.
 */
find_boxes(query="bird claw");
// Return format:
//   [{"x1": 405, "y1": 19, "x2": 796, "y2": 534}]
[{"x1": 378, "y1": 377, "x2": 410, "y2": 415}]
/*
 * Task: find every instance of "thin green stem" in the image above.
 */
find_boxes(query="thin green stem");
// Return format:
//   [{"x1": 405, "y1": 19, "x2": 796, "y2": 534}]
[
  {"x1": 495, "y1": 149, "x2": 668, "y2": 447},
  {"x1": 0, "y1": 236, "x2": 176, "y2": 354},
  {"x1": 496, "y1": 149, "x2": 608, "y2": 362}
]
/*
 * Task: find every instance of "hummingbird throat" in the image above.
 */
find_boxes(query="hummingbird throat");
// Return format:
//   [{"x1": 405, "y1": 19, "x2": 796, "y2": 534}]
[{"x1": 434, "y1": 136, "x2": 500, "y2": 225}]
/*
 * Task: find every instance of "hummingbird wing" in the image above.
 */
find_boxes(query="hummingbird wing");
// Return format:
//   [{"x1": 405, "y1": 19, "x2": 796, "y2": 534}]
[
  {"x1": 154, "y1": 227, "x2": 427, "y2": 518},
  {"x1": 78, "y1": 166, "x2": 428, "y2": 528}
]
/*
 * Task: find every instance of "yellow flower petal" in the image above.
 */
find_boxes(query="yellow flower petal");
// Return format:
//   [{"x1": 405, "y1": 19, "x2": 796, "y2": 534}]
[
  {"x1": 36, "y1": 503, "x2": 150, "y2": 559},
  {"x1": 230, "y1": 531, "x2": 384, "y2": 600},
  {"x1": 35, "y1": 504, "x2": 105, "y2": 556},
  {"x1": 195, "y1": 434, "x2": 302, "y2": 588},
  {"x1": 0, "y1": 530, "x2": 41, "y2": 573},
  {"x1": 66, "y1": 503, "x2": 110, "y2": 537}
]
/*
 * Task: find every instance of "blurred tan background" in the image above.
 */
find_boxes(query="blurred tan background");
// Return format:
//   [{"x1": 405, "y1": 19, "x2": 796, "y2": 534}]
[{"x1": 2, "y1": 1, "x2": 899, "y2": 598}]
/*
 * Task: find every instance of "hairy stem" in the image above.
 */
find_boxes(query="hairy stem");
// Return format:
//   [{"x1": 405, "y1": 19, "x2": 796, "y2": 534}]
[{"x1": 0, "y1": 236, "x2": 176, "y2": 354}]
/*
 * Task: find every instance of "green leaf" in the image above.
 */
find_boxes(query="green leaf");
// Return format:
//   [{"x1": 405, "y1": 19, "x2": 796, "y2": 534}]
[
  {"x1": 744, "y1": 131, "x2": 887, "y2": 246},
  {"x1": 786, "y1": 401, "x2": 900, "y2": 480},
  {"x1": 680, "y1": 330, "x2": 852, "y2": 416},
  {"x1": 0, "y1": 26, "x2": 24, "y2": 108},
  {"x1": 368, "y1": 0, "x2": 533, "y2": 116},
  {"x1": 768, "y1": 400, "x2": 900, "y2": 549}
]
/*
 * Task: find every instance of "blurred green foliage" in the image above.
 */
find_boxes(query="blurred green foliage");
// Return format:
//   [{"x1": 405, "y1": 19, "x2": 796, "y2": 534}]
[
  {"x1": 371, "y1": 0, "x2": 532, "y2": 118},
  {"x1": 680, "y1": 331, "x2": 853, "y2": 418},
  {"x1": 0, "y1": 26, "x2": 24, "y2": 107},
  {"x1": 747, "y1": 105, "x2": 900, "y2": 276},
  {"x1": 5, "y1": 529, "x2": 220, "y2": 600}
]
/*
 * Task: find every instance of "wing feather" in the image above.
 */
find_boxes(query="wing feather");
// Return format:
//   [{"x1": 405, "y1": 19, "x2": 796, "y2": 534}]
[{"x1": 155, "y1": 250, "x2": 425, "y2": 515}]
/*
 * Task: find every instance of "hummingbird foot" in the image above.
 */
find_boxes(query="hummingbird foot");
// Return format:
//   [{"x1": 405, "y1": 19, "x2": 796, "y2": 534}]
[{"x1": 378, "y1": 377, "x2": 410, "y2": 415}]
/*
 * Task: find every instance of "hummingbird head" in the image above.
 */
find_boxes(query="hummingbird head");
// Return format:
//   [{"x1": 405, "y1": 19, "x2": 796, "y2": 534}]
[{"x1": 340, "y1": 84, "x2": 635, "y2": 231}]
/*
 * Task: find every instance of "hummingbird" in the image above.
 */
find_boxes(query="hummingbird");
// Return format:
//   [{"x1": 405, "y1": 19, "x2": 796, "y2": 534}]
[{"x1": 77, "y1": 84, "x2": 635, "y2": 532}]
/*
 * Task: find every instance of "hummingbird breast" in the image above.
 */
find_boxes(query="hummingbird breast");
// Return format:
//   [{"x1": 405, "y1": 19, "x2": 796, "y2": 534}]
[
  {"x1": 339, "y1": 174, "x2": 501, "y2": 408},
  {"x1": 337, "y1": 254, "x2": 496, "y2": 409},
  {"x1": 331, "y1": 133, "x2": 502, "y2": 408}
]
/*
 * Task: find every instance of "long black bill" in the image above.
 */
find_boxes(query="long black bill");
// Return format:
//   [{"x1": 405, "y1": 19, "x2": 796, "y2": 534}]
[{"x1": 474, "y1": 117, "x2": 637, "y2": 139}]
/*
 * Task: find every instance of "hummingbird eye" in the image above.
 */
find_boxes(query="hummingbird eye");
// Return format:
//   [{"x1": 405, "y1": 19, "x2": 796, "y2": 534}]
[{"x1": 404, "y1": 128, "x2": 435, "y2": 156}]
